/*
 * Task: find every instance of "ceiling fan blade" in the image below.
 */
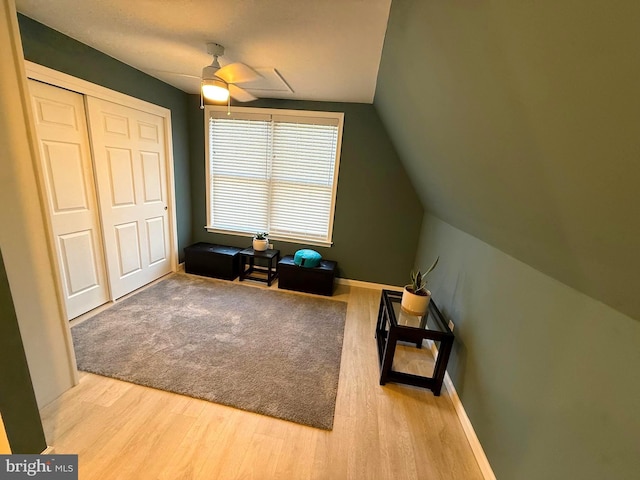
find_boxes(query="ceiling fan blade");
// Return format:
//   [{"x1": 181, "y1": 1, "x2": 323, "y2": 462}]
[
  {"x1": 229, "y1": 84, "x2": 257, "y2": 102},
  {"x1": 216, "y1": 62, "x2": 262, "y2": 84}
]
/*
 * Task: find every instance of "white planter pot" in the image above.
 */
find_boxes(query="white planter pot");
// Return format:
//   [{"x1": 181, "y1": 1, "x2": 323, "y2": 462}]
[
  {"x1": 253, "y1": 238, "x2": 268, "y2": 251},
  {"x1": 401, "y1": 286, "x2": 431, "y2": 316}
]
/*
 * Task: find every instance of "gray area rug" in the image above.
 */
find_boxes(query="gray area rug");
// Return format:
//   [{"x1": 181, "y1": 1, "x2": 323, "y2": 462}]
[{"x1": 71, "y1": 273, "x2": 347, "y2": 430}]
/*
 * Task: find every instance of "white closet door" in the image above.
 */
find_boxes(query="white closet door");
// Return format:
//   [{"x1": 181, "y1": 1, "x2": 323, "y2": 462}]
[
  {"x1": 28, "y1": 80, "x2": 110, "y2": 319},
  {"x1": 86, "y1": 97, "x2": 171, "y2": 299}
]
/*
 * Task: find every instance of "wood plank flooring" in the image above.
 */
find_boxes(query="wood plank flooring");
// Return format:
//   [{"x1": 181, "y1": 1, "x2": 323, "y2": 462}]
[{"x1": 41, "y1": 281, "x2": 483, "y2": 479}]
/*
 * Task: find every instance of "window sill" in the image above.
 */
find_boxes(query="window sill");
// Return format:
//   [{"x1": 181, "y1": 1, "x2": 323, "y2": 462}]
[{"x1": 204, "y1": 226, "x2": 333, "y2": 248}]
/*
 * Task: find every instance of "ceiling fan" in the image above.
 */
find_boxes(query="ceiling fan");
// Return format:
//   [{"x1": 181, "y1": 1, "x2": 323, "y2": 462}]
[{"x1": 199, "y1": 42, "x2": 261, "y2": 107}]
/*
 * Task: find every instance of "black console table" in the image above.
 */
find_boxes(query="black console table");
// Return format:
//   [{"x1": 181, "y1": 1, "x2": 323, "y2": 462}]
[{"x1": 375, "y1": 289, "x2": 454, "y2": 396}]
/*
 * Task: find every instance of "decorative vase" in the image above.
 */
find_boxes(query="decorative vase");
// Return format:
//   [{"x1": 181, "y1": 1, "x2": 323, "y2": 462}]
[
  {"x1": 253, "y1": 238, "x2": 268, "y2": 251},
  {"x1": 401, "y1": 286, "x2": 431, "y2": 316}
]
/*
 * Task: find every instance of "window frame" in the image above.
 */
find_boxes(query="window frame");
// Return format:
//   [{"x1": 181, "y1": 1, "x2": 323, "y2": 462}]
[{"x1": 204, "y1": 105, "x2": 344, "y2": 247}]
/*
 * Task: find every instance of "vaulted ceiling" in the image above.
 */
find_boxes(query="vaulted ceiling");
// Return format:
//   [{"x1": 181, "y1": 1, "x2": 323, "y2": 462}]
[
  {"x1": 375, "y1": 1, "x2": 640, "y2": 321},
  {"x1": 16, "y1": 0, "x2": 391, "y2": 103}
]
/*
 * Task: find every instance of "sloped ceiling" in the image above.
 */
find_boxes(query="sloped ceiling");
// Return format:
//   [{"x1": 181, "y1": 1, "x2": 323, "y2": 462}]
[
  {"x1": 15, "y1": 0, "x2": 392, "y2": 103},
  {"x1": 375, "y1": 1, "x2": 640, "y2": 320}
]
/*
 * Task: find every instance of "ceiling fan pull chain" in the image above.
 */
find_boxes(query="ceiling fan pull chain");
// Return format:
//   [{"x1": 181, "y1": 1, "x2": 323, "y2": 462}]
[{"x1": 200, "y1": 81, "x2": 205, "y2": 110}]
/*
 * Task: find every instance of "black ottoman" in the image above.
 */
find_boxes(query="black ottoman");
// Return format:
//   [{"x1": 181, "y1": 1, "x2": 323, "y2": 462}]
[
  {"x1": 184, "y1": 242, "x2": 243, "y2": 280},
  {"x1": 278, "y1": 255, "x2": 337, "y2": 296}
]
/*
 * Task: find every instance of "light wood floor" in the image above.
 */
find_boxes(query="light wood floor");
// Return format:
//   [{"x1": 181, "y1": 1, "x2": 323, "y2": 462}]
[{"x1": 41, "y1": 281, "x2": 483, "y2": 480}]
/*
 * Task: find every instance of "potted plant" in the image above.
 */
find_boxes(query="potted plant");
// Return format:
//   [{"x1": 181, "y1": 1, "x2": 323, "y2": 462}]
[
  {"x1": 252, "y1": 232, "x2": 269, "y2": 251},
  {"x1": 401, "y1": 256, "x2": 439, "y2": 316}
]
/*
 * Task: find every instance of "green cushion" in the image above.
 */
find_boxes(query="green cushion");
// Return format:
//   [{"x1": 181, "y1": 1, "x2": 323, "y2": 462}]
[{"x1": 294, "y1": 249, "x2": 322, "y2": 268}]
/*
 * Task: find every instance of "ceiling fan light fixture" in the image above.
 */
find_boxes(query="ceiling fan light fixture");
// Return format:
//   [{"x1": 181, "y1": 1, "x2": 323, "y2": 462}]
[{"x1": 202, "y1": 78, "x2": 229, "y2": 102}]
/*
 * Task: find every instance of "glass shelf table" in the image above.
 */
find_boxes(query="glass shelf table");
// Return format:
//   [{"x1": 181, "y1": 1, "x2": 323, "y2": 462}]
[{"x1": 375, "y1": 289, "x2": 454, "y2": 396}]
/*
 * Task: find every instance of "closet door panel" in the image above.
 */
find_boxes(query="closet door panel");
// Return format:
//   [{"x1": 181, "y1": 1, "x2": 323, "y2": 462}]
[
  {"x1": 28, "y1": 80, "x2": 110, "y2": 319},
  {"x1": 86, "y1": 97, "x2": 171, "y2": 299}
]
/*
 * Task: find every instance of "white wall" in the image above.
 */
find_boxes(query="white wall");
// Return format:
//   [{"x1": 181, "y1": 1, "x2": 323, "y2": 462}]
[
  {"x1": 0, "y1": 0, "x2": 76, "y2": 408},
  {"x1": 416, "y1": 212, "x2": 640, "y2": 479}
]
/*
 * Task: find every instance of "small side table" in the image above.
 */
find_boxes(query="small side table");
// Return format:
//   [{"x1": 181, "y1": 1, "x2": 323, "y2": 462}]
[
  {"x1": 239, "y1": 248, "x2": 280, "y2": 286},
  {"x1": 375, "y1": 289, "x2": 454, "y2": 396}
]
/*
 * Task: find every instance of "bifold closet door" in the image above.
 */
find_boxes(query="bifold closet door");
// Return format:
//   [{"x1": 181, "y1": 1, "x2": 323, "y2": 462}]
[
  {"x1": 85, "y1": 97, "x2": 171, "y2": 300},
  {"x1": 28, "y1": 80, "x2": 110, "y2": 319}
]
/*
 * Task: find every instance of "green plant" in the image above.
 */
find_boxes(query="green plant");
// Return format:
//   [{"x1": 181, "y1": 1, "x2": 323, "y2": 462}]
[
  {"x1": 254, "y1": 232, "x2": 269, "y2": 240},
  {"x1": 409, "y1": 256, "x2": 439, "y2": 294}
]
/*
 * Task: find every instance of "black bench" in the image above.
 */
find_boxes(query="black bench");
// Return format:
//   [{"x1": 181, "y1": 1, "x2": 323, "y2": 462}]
[
  {"x1": 278, "y1": 255, "x2": 337, "y2": 296},
  {"x1": 184, "y1": 242, "x2": 243, "y2": 280}
]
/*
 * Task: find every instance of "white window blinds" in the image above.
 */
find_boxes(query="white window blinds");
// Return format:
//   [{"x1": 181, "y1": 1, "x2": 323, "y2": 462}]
[{"x1": 206, "y1": 108, "x2": 343, "y2": 245}]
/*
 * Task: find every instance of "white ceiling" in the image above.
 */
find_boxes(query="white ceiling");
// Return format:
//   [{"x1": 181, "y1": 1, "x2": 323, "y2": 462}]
[{"x1": 16, "y1": 0, "x2": 392, "y2": 103}]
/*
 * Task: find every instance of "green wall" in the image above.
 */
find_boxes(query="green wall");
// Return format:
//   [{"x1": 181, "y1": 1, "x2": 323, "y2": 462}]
[
  {"x1": 188, "y1": 96, "x2": 423, "y2": 285},
  {"x1": 416, "y1": 214, "x2": 640, "y2": 479},
  {"x1": 375, "y1": 1, "x2": 640, "y2": 478},
  {"x1": 17, "y1": 14, "x2": 192, "y2": 260},
  {"x1": 0, "y1": 250, "x2": 47, "y2": 454}
]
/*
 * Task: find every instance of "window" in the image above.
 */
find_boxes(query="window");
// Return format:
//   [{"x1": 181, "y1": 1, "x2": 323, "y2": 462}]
[{"x1": 205, "y1": 106, "x2": 344, "y2": 246}]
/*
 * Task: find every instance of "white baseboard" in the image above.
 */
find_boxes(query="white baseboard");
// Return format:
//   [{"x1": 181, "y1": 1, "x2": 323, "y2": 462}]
[
  {"x1": 427, "y1": 342, "x2": 495, "y2": 480},
  {"x1": 336, "y1": 277, "x2": 403, "y2": 292},
  {"x1": 444, "y1": 374, "x2": 496, "y2": 480},
  {"x1": 41, "y1": 446, "x2": 55, "y2": 454}
]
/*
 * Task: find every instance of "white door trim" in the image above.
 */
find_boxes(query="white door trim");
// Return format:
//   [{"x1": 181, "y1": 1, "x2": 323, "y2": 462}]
[
  {"x1": 25, "y1": 61, "x2": 171, "y2": 118},
  {"x1": 2, "y1": 3, "x2": 77, "y2": 408},
  {"x1": 24, "y1": 61, "x2": 179, "y2": 284}
]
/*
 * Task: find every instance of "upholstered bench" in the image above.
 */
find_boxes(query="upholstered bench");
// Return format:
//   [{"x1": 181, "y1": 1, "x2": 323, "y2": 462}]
[
  {"x1": 278, "y1": 255, "x2": 337, "y2": 296},
  {"x1": 184, "y1": 242, "x2": 243, "y2": 280}
]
